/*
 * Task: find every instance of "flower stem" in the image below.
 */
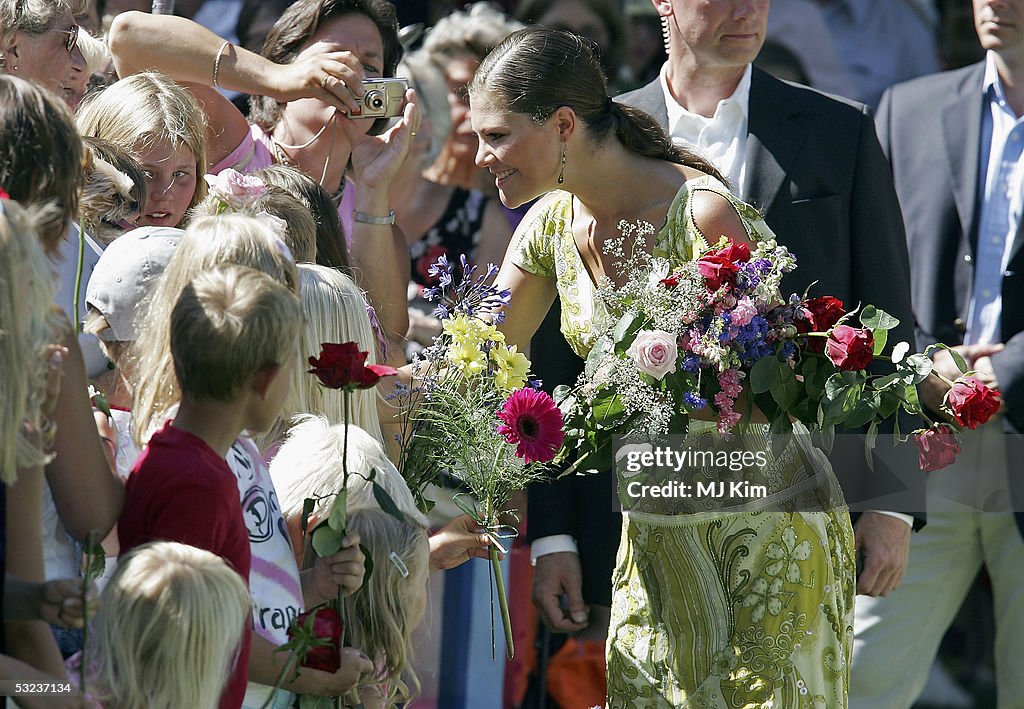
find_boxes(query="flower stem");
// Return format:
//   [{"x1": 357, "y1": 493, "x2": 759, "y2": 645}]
[
  {"x1": 258, "y1": 651, "x2": 298, "y2": 709},
  {"x1": 490, "y1": 546, "x2": 514, "y2": 661}
]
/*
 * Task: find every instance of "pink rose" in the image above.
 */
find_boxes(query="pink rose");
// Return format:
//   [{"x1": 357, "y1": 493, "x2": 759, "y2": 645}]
[
  {"x1": 626, "y1": 329, "x2": 678, "y2": 380},
  {"x1": 204, "y1": 168, "x2": 268, "y2": 209}
]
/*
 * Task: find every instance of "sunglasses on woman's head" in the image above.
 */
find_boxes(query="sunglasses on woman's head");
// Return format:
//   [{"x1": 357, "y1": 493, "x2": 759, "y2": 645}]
[{"x1": 49, "y1": 24, "x2": 79, "y2": 53}]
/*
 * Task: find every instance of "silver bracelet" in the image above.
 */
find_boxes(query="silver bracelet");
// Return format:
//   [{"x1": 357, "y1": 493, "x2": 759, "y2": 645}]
[
  {"x1": 212, "y1": 40, "x2": 231, "y2": 88},
  {"x1": 353, "y1": 209, "x2": 395, "y2": 225}
]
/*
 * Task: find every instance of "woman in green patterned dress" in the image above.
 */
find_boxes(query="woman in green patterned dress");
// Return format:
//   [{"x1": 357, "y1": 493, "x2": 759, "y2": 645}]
[{"x1": 469, "y1": 27, "x2": 856, "y2": 707}]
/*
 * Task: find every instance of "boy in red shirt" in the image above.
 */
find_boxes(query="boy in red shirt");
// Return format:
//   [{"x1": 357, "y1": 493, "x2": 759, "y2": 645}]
[{"x1": 119, "y1": 264, "x2": 301, "y2": 709}]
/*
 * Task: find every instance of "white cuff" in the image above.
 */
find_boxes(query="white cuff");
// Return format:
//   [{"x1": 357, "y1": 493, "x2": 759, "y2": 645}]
[
  {"x1": 871, "y1": 510, "x2": 914, "y2": 527},
  {"x1": 530, "y1": 534, "x2": 578, "y2": 565}
]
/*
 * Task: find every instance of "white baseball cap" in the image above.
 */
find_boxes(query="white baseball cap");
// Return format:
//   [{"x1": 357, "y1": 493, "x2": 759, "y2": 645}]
[{"x1": 85, "y1": 227, "x2": 183, "y2": 342}]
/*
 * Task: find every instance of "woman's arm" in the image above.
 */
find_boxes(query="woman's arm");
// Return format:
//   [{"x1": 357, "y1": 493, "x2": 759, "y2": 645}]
[{"x1": 108, "y1": 11, "x2": 372, "y2": 167}]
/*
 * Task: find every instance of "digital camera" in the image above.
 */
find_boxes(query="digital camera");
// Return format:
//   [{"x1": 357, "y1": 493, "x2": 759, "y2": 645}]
[{"x1": 357, "y1": 78, "x2": 408, "y2": 119}]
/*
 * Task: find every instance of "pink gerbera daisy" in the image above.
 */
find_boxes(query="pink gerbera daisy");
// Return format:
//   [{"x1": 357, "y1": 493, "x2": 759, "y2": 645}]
[{"x1": 496, "y1": 388, "x2": 565, "y2": 464}]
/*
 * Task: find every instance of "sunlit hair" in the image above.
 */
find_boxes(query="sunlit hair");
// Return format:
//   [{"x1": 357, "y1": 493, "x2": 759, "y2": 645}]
[
  {"x1": 253, "y1": 164, "x2": 351, "y2": 272},
  {"x1": 0, "y1": 74, "x2": 83, "y2": 254},
  {"x1": 132, "y1": 213, "x2": 299, "y2": 446},
  {"x1": 0, "y1": 198, "x2": 58, "y2": 484},
  {"x1": 421, "y1": 2, "x2": 522, "y2": 64},
  {"x1": 345, "y1": 507, "x2": 427, "y2": 705},
  {"x1": 171, "y1": 264, "x2": 301, "y2": 403},
  {"x1": 76, "y1": 71, "x2": 208, "y2": 213},
  {"x1": 190, "y1": 184, "x2": 317, "y2": 263},
  {"x1": 396, "y1": 50, "x2": 450, "y2": 170},
  {"x1": 0, "y1": 0, "x2": 82, "y2": 52},
  {"x1": 514, "y1": 0, "x2": 624, "y2": 76},
  {"x1": 269, "y1": 416, "x2": 425, "y2": 524},
  {"x1": 256, "y1": 264, "x2": 381, "y2": 451},
  {"x1": 88, "y1": 541, "x2": 251, "y2": 709},
  {"x1": 250, "y1": 0, "x2": 401, "y2": 136},
  {"x1": 469, "y1": 26, "x2": 725, "y2": 183}
]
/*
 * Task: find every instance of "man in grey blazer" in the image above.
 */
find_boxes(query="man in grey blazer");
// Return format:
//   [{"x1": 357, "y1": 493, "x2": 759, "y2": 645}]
[
  {"x1": 528, "y1": 0, "x2": 921, "y2": 637},
  {"x1": 850, "y1": 1, "x2": 1024, "y2": 704}
]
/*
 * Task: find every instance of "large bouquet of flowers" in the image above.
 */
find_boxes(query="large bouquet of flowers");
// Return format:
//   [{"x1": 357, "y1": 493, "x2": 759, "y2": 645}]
[
  {"x1": 557, "y1": 221, "x2": 1000, "y2": 475},
  {"x1": 394, "y1": 255, "x2": 565, "y2": 660}
]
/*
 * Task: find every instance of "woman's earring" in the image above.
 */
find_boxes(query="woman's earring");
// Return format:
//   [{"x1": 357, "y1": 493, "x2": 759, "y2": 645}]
[
  {"x1": 557, "y1": 145, "x2": 567, "y2": 185},
  {"x1": 661, "y1": 16, "x2": 671, "y2": 55}
]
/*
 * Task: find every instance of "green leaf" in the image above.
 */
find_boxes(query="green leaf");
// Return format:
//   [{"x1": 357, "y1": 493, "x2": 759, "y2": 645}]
[
  {"x1": 328, "y1": 488, "x2": 347, "y2": 532},
  {"x1": 845, "y1": 391, "x2": 880, "y2": 429},
  {"x1": 872, "y1": 328, "x2": 888, "y2": 356},
  {"x1": 311, "y1": 522, "x2": 345, "y2": 557},
  {"x1": 360, "y1": 542, "x2": 374, "y2": 585},
  {"x1": 372, "y1": 481, "x2": 406, "y2": 523},
  {"x1": 864, "y1": 421, "x2": 879, "y2": 472},
  {"x1": 770, "y1": 368, "x2": 802, "y2": 411},
  {"x1": 860, "y1": 305, "x2": 900, "y2": 331},
  {"x1": 750, "y1": 356, "x2": 783, "y2": 394},
  {"x1": 878, "y1": 391, "x2": 902, "y2": 419},
  {"x1": 612, "y1": 311, "x2": 642, "y2": 345},
  {"x1": 824, "y1": 371, "x2": 862, "y2": 399},
  {"x1": 900, "y1": 354, "x2": 933, "y2": 385},
  {"x1": 925, "y1": 343, "x2": 967, "y2": 374},
  {"x1": 592, "y1": 391, "x2": 625, "y2": 423}
]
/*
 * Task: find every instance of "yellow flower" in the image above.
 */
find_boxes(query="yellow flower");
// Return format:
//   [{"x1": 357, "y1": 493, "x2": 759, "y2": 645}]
[
  {"x1": 448, "y1": 340, "x2": 488, "y2": 377},
  {"x1": 491, "y1": 344, "x2": 530, "y2": 393},
  {"x1": 443, "y1": 313, "x2": 503, "y2": 347}
]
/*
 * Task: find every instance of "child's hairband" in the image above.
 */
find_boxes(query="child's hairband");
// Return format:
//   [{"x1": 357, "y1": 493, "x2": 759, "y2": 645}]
[{"x1": 388, "y1": 551, "x2": 409, "y2": 578}]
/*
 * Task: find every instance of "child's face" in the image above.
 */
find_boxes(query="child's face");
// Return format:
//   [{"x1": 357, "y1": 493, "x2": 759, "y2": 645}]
[
  {"x1": 135, "y1": 139, "x2": 197, "y2": 228},
  {"x1": 403, "y1": 534, "x2": 431, "y2": 630},
  {"x1": 248, "y1": 354, "x2": 295, "y2": 434}
]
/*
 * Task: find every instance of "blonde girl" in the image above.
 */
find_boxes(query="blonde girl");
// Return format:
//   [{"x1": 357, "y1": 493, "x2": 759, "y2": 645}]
[
  {"x1": 86, "y1": 541, "x2": 251, "y2": 709},
  {"x1": 76, "y1": 71, "x2": 207, "y2": 229},
  {"x1": 268, "y1": 416, "x2": 430, "y2": 707},
  {"x1": 257, "y1": 264, "x2": 384, "y2": 456}
]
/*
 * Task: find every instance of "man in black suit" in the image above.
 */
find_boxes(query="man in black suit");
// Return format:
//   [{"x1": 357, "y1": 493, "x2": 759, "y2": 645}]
[
  {"x1": 529, "y1": 0, "x2": 920, "y2": 637},
  {"x1": 850, "y1": 1, "x2": 1024, "y2": 704}
]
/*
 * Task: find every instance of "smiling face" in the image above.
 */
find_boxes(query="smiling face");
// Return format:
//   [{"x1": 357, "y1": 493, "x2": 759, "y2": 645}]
[
  {"x1": 135, "y1": 139, "x2": 198, "y2": 228},
  {"x1": 6, "y1": 9, "x2": 76, "y2": 97},
  {"x1": 663, "y1": 0, "x2": 768, "y2": 70},
  {"x1": 279, "y1": 13, "x2": 385, "y2": 143},
  {"x1": 471, "y1": 91, "x2": 562, "y2": 208}
]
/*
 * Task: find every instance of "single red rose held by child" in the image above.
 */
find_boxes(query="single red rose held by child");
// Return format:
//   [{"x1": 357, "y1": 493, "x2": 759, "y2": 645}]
[
  {"x1": 697, "y1": 255, "x2": 739, "y2": 291},
  {"x1": 288, "y1": 607, "x2": 343, "y2": 673},
  {"x1": 308, "y1": 342, "x2": 398, "y2": 390},
  {"x1": 497, "y1": 388, "x2": 566, "y2": 464},
  {"x1": 913, "y1": 424, "x2": 961, "y2": 472},
  {"x1": 714, "y1": 240, "x2": 751, "y2": 263},
  {"x1": 825, "y1": 325, "x2": 874, "y2": 370},
  {"x1": 944, "y1": 375, "x2": 1001, "y2": 429}
]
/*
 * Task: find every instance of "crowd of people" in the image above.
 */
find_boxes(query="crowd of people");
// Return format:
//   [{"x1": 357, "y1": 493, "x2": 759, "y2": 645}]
[{"x1": 0, "y1": 0, "x2": 1015, "y2": 707}]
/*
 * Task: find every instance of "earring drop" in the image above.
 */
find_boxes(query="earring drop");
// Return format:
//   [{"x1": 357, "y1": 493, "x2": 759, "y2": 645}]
[
  {"x1": 661, "y1": 16, "x2": 671, "y2": 55},
  {"x1": 557, "y1": 145, "x2": 567, "y2": 185}
]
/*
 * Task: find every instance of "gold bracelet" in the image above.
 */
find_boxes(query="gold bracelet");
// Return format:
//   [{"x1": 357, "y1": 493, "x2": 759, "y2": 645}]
[
  {"x1": 212, "y1": 40, "x2": 231, "y2": 88},
  {"x1": 353, "y1": 209, "x2": 396, "y2": 225}
]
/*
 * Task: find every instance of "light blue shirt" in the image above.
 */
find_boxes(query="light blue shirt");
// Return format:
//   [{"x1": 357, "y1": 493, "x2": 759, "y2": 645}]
[
  {"x1": 966, "y1": 53, "x2": 1024, "y2": 347},
  {"x1": 817, "y1": 0, "x2": 941, "y2": 108}
]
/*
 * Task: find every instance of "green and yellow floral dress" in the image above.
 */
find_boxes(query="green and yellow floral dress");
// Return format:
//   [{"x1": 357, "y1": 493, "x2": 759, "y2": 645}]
[{"x1": 512, "y1": 176, "x2": 856, "y2": 708}]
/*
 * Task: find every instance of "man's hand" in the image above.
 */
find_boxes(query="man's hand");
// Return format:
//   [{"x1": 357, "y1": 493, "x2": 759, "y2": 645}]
[
  {"x1": 854, "y1": 511, "x2": 911, "y2": 596},
  {"x1": 531, "y1": 552, "x2": 589, "y2": 632}
]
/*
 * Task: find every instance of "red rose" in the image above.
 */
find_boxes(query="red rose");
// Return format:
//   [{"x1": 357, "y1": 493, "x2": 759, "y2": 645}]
[
  {"x1": 714, "y1": 240, "x2": 751, "y2": 263},
  {"x1": 796, "y1": 296, "x2": 846, "y2": 353},
  {"x1": 913, "y1": 425, "x2": 961, "y2": 472},
  {"x1": 660, "y1": 273, "x2": 682, "y2": 288},
  {"x1": 308, "y1": 342, "x2": 398, "y2": 390},
  {"x1": 288, "y1": 607, "x2": 343, "y2": 673},
  {"x1": 944, "y1": 375, "x2": 1001, "y2": 429},
  {"x1": 697, "y1": 255, "x2": 739, "y2": 291},
  {"x1": 825, "y1": 325, "x2": 874, "y2": 370}
]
